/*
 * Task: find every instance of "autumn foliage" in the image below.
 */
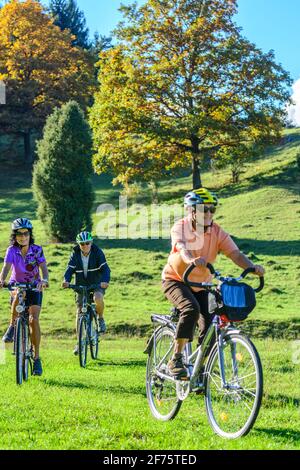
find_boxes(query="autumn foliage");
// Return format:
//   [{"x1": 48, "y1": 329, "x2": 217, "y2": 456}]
[
  {"x1": 0, "y1": 0, "x2": 95, "y2": 161},
  {"x1": 90, "y1": 0, "x2": 291, "y2": 188}
]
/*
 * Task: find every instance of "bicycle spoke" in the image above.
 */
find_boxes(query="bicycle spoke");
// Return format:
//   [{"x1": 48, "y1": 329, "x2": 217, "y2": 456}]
[
  {"x1": 205, "y1": 334, "x2": 263, "y2": 438},
  {"x1": 146, "y1": 327, "x2": 182, "y2": 421}
]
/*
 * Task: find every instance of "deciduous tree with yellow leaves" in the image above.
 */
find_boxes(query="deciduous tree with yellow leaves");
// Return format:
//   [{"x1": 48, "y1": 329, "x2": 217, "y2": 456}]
[
  {"x1": 0, "y1": 0, "x2": 95, "y2": 163},
  {"x1": 90, "y1": 0, "x2": 291, "y2": 189}
]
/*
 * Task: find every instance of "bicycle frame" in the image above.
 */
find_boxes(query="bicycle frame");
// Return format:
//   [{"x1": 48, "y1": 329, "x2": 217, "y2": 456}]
[
  {"x1": 152, "y1": 313, "x2": 241, "y2": 392},
  {"x1": 9, "y1": 286, "x2": 30, "y2": 326}
]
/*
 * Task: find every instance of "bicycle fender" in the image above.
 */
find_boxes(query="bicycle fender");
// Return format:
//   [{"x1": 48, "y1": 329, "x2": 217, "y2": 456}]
[
  {"x1": 224, "y1": 328, "x2": 241, "y2": 337},
  {"x1": 143, "y1": 331, "x2": 155, "y2": 355},
  {"x1": 143, "y1": 325, "x2": 172, "y2": 355}
]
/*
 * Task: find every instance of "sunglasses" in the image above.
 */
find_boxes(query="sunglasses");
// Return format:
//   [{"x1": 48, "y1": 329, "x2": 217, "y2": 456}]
[
  {"x1": 194, "y1": 206, "x2": 216, "y2": 214},
  {"x1": 16, "y1": 231, "x2": 30, "y2": 237},
  {"x1": 203, "y1": 206, "x2": 216, "y2": 214},
  {"x1": 79, "y1": 242, "x2": 91, "y2": 246}
]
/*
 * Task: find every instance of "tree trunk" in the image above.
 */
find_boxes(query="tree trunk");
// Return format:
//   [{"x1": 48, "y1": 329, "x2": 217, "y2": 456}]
[
  {"x1": 24, "y1": 130, "x2": 32, "y2": 165},
  {"x1": 148, "y1": 180, "x2": 159, "y2": 203},
  {"x1": 192, "y1": 156, "x2": 202, "y2": 189},
  {"x1": 191, "y1": 136, "x2": 202, "y2": 189}
]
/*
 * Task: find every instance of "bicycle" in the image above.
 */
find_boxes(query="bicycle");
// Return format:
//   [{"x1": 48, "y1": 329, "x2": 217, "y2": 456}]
[
  {"x1": 145, "y1": 263, "x2": 264, "y2": 439},
  {"x1": 67, "y1": 284, "x2": 101, "y2": 368},
  {"x1": 3, "y1": 283, "x2": 37, "y2": 385}
]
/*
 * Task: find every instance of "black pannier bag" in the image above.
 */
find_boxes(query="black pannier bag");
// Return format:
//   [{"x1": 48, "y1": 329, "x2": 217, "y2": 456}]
[{"x1": 208, "y1": 280, "x2": 256, "y2": 321}]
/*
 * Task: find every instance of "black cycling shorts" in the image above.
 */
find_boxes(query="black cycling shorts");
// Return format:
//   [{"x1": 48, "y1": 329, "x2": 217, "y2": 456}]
[{"x1": 10, "y1": 291, "x2": 43, "y2": 307}]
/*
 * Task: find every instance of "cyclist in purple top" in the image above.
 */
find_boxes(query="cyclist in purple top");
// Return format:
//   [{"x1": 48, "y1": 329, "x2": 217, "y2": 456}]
[{"x1": 0, "y1": 218, "x2": 49, "y2": 376}]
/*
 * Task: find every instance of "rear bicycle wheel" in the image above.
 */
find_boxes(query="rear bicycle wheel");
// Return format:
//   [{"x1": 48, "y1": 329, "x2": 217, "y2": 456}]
[
  {"x1": 205, "y1": 333, "x2": 263, "y2": 439},
  {"x1": 89, "y1": 309, "x2": 99, "y2": 360},
  {"x1": 78, "y1": 316, "x2": 88, "y2": 368},
  {"x1": 146, "y1": 326, "x2": 182, "y2": 421},
  {"x1": 15, "y1": 318, "x2": 24, "y2": 385}
]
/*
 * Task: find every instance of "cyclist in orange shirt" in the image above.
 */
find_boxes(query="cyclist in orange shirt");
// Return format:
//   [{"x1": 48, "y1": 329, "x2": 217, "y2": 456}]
[{"x1": 162, "y1": 188, "x2": 265, "y2": 379}]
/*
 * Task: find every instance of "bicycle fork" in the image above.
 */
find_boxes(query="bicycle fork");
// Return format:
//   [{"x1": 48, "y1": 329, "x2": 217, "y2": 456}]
[{"x1": 217, "y1": 328, "x2": 241, "y2": 390}]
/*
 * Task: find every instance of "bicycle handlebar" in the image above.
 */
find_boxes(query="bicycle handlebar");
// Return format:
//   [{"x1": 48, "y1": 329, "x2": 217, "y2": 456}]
[
  {"x1": 2, "y1": 282, "x2": 40, "y2": 292},
  {"x1": 240, "y1": 267, "x2": 264, "y2": 292},
  {"x1": 183, "y1": 263, "x2": 264, "y2": 293},
  {"x1": 66, "y1": 284, "x2": 101, "y2": 292}
]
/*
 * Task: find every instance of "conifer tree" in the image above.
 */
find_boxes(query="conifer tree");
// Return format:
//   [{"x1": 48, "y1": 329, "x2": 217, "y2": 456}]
[{"x1": 33, "y1": 101, "x2": 94, "y2": 242}]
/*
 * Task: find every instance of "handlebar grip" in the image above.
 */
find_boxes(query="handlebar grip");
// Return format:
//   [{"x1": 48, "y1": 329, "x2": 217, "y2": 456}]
[
  {"x1": 255, "y1": 277, "x2": 264, "y2": 293},
  {"x1": 183, "y1": 262, "x2": 215, "y2": 286},
  {"x1": 183, "y1": 264, "x2": 196, "y2": 284},
  {"x1": 241, "y1": 267, "x2": 256, "y2": 278},
  {"x1": 241, "y1": 267, "x2": 264, "y2": 293},
  {"x1": 206, "y1": 263, "x2": 215, "y2": 275}
]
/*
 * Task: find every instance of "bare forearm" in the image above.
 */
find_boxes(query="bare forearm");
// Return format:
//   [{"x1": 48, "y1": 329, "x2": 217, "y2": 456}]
[
  {"x1": 40, "y1": 263, "x2": 49, "y2": 281},
  {"x1": 176, "y1": 242, "x2": 194, "y2": 264},
  {"x1": 229, "y1": 250, "x2": 255, "y2": 270},
  {"x1": 0, "y1": 263, "x2": 11, "y2": 282}
]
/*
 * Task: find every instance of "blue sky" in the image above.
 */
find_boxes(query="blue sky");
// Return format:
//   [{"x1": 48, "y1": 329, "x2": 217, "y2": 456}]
[{"x1": 43, "y1": 0, "x2": 300, "y2": 81}]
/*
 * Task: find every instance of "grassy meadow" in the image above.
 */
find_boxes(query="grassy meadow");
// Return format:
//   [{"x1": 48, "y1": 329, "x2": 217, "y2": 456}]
[{"x1": 0, "y1": 128, "x2": 299, "y2": 449}]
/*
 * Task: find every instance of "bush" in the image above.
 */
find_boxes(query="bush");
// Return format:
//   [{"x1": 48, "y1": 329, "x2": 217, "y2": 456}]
[{"x1": 32, "y1": 101, "x2": 94, "y2": 242}]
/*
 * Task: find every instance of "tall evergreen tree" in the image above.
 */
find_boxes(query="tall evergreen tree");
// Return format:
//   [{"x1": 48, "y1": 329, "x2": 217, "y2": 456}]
[
  {"x1": 33, "y1": 101, "x2": 94, "y2": 242},
  {"x1": 49, "y1": 0, "x2": 90, "y2": 49}
]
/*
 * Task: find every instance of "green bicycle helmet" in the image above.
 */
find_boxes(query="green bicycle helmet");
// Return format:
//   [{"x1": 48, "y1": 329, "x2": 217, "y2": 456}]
[{"x1": 76, "y1": 231, "x2": 93, "y2": 244}]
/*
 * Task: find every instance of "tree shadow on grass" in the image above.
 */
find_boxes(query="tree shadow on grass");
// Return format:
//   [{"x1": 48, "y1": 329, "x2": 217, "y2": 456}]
[
  {"x1": 86, "y1": 359, "x2": 146, "y2": 369},
  {"x1": 0, "y1": 190, "x2": 37, "y2": 222},
  {"x1": 42, "y1": 378, "x2": 91, "y2": 390},
  {"x1": 255, "y1": 427, "x2": 300, "y2": 443},
  {"x1": 232, "y1": 237, "x2": 300, "y2": 257},
  {"x1": 94, "y1": 237, "x2": 170, "y2": 253},
  {"x1": 264, "y1": 393, "x2": 300, "y2": 408},
  {"x1": 94, "y1": 235, "x2": 300, "y2": 257},
  {"x1": 218, "y1": 161, "x2": 299, "y2": 200},
  {"x1": 42, "y1": 377, "x2": 146, "y2": 397}
]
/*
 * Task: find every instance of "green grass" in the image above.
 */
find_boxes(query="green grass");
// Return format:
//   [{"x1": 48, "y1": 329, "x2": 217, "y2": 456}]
[
  {"x1": 0, "y1": 338, "x2": 299, "y2": 450},
  {"x1": 0, "y1": 128, "x2": 299, "y2": 449}
]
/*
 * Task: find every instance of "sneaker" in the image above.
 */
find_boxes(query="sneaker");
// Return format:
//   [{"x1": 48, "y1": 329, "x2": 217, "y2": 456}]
[
  {"x1": 2, "y1": 325, "x2": 14, "y2": 343},
  {"x1": 32, "y1": 358, "x2": 43, "y2": 376},
  {"x1": 73, "y1": 344, "x2": 79, "y2": 356},
  {"x1": 167, "y1": 354, "x2": 188, "y2": 379},
  {"x1": 98, "y1": 318, "x2": 106, "y2": 334}
]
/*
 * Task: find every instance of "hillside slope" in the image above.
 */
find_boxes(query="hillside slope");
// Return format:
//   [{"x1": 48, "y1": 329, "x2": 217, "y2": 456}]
[{"x1": 0, "y1": 129, "x2": 299, "y2": 338}]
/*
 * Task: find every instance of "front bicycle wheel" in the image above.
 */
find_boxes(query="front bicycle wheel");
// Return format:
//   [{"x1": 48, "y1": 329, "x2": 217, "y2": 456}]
[
  {"x1": 89, "y1": 309, "x2": 99, "y2": 360},
  {"x1": 23, "y1": 323, "x2": 31, "y2": 381},
  {"x1": 78, "y1": 316, "x2": 88, "y2": 368},
  {"x1": 205, "y1": 333, "x2": 263, "y2": 439},
  {"x1": 146, "y1": 326, "x2": 182, "y2": 421},
  {"x1": 15, "y1": 318, "x2": 24, "y2": 385}
]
